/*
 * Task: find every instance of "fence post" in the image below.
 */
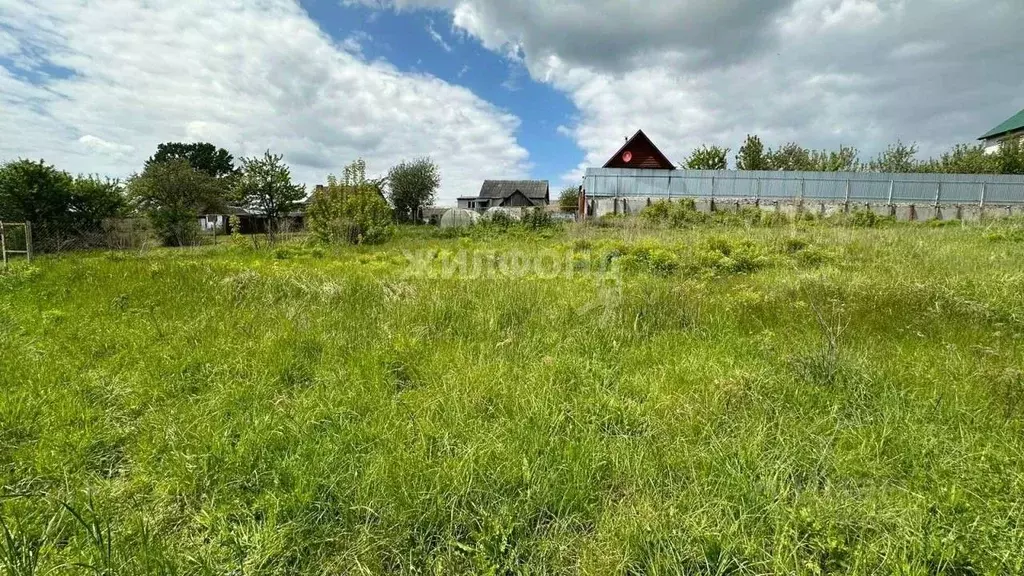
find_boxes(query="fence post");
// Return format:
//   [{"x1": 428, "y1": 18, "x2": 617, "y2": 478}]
[
  {"x1": 934, "y1": 182, "x2": 942, "y2": 209},
  {"x1": 0, "y1": 222, "x2": 6, "y2": 268},
  {"x1": 887, "y1": 180, "x2": 894, "y2": 205},
  {"x1": 980, "y1": 182, "x2": 987, "y2": 208},
  {"x1": 24, "y1": 222, "x2": 32, "y2": 263},
  {"x1": 755, "y1": 178, "x2": 761, "y2": 204},
  {"x1": 844, "y1": 179, "x2": 851, "y2": 210}
]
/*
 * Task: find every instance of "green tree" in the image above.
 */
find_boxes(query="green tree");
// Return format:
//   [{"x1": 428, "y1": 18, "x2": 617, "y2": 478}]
[
  {"x1": 768, "y1": 143, "x2": 815, "y2": 171},
  {"x1": 0, "y1": 159, "x2": 76, "y2": 227},
  {"x1": 128, "y1": 159, "x2": 223, "y2": 246},
  {"x1": 0, "y1": 160, "x2": 126, "y2": 250},
  {"x1": 233, "y1": 151, "x2": 306, "y2": 240},
  {"x1": 809, "y1": 146, "x2": 860, "y2": 172},
  {"x1": 558, "y1": 186, "x2": 580, "y2": 212},
  {"x1": 868, "y1": 141, "x2": 920, "y2": 173},
  {"x1": 735, "y1": 135, "x2": 771, "y2": 170},
  {"x1": 307, "y1": 159, "x2": 394, "y2": 245},
  {"x1": 71, "y1": 176, "x2": 126, "y2": 224},
  {"x1": 934, "y1": 144, "x2": 997, "y2": 174},
  {"x1": 387, "y1": 158, "x2": 440, "y2": 223},
  {"x1": 147, "y1": 142, "x2": 237, "y2": 179},
  {"x1": 993, "y1": 138, "x2": 1024, "y2": 175},
  {"x1": 684, "y1": 145, "x2": 729, "y2": 170}
]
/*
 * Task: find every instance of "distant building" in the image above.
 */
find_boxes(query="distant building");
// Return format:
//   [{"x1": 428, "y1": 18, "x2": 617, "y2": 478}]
[
  {"x1": 602, "y1": 129, "x2": 676, "y2": 170},
  {"x1": 199, "y1": 202, "x2": 307, "y2": 235},
  {"x1": 980, "y1": 108, "x2": 1024, "y2": 154},
  {"x1": 458, "y1": 180, "x2": 550, "y2": 212}
]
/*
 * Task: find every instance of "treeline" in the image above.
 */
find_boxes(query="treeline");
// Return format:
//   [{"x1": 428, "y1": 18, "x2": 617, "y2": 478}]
[
  {"x1": 0, "y1": 141, "x2": 442, "y2": 250},
  {"x1": 682, "y1": 135, "x2": 1024, "y2": 175}
]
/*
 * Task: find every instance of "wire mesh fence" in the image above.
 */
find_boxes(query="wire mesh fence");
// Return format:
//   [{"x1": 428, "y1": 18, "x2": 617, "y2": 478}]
[{"x1": 6, "y1": 217, "x2": 312, "y2": 257}]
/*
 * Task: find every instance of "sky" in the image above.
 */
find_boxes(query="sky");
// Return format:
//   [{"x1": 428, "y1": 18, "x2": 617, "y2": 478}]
[{"x1": 1, "y1": 0, "x2": 1023, "y2": 205}]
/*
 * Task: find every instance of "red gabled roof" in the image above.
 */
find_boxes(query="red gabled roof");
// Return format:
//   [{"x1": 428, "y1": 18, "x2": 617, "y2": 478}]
[{"x1": 602, "y1": 129, "x2": 676, "y2": 170}]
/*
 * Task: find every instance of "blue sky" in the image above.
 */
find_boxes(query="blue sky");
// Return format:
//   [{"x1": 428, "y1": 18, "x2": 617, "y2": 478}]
[
  {"x1": 1, "y1": 0, "x2": 1022, "y2": 204},
  {"x1": 302, "y1": 0, "x2": 582, "y2": 185}
]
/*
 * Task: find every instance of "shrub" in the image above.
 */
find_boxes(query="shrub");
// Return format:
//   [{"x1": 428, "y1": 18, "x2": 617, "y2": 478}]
[
  {"x1": 306, "y1": 160, "x2": 395, "y2": 245},
  {"x1": 522, "y1": 208, "x2": 556, "y2": 230},
  {"x1": 641, "y1": 199, "x2": 707, "y2": 227},
  {"x1": 848, "y1": 208, "x2": 885, "y2": 228},
  {"x1": 558, "y1": 186, "x2": 579, "y2": 212}
]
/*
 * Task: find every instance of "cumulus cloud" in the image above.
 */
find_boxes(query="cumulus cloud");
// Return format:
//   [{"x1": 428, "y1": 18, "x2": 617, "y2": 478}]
[
  {"x1": 0, "y1": 0, "x2": 529, "y2": 202},
  {"x1": 356, "y1": 0, "x2": 1024, "y2": 182}
]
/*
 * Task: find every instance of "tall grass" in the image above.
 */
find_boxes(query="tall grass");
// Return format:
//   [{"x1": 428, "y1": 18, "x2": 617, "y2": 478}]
[{"x1": 2, "y1": 220, "x2": 1024, "y2": 574}]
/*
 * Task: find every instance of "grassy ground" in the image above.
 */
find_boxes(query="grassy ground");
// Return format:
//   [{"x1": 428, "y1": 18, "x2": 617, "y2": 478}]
[{"x1": 2, "y1": 217, "x2": 1024, "y2": 574}]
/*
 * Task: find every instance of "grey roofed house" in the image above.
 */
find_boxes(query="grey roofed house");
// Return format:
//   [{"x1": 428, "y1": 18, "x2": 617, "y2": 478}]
[{"x1": 457, "y1": 180, "x2": 550, "y2": 212}]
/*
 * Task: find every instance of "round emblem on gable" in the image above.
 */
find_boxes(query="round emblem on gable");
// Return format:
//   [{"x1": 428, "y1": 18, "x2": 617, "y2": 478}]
[{"x1": 622, "y1": 151, "x2": 633, "y2": 163}]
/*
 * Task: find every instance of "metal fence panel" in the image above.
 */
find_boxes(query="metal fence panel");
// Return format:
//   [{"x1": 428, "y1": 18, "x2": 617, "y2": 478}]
[{"x1": 584, "y1": 168, "x2": 1024, "y2": 205}]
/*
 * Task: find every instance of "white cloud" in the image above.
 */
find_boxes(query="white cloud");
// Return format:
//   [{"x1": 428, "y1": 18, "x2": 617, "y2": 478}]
[
  {"x1": 0, "y1": 27, "x2": 19, "y2": 56},
  {"x1": 426, "y1": 19, "x2": 452, "y2": 52},
  {"x1": 0, "y1": 0, "x2": 529, "y2": 203},
  {"x1": 356, "y1": 0, "x2": 1024, "y2": 182},
  {"x1": 77, "y1": 135, "x2": 134, "y2": 157},
  {"x1": 340, "y1": 31, "x2": 372, "y2": 56}
]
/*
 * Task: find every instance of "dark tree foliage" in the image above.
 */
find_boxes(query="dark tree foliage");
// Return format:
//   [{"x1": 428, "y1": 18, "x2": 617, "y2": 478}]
[
  {"x1": 0, "y1": 159, "x2": 125, "y2": 240},
  {"x1": 147, "y1": 142, "x2": 236, "y2": 179}
]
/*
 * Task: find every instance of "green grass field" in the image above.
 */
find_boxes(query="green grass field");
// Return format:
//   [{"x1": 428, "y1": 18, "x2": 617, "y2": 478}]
[{"x1": 2, "y1": 218, "x2": 1024, "y2": 574}]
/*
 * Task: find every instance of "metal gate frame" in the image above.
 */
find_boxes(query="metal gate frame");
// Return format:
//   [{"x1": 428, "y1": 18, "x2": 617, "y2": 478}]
[{"x1": 0, "y1": 222, "x2": 32, "y2": 267}]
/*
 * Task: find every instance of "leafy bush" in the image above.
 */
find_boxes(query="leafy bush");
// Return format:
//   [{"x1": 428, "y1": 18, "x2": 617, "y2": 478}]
[
  {"x1": 306, "y1": 160, "x2": 395, "y2": 245},
  {"x1": 703, "y1": 237, "x2": 770, "y2": 273},
  {"x1": 641, "y1": 199, "x2": 708, "y2": 227},
  {"x1": 0, "y1": 159, "x2": 127, "y2": 252},
  {"x1": 558, "y1": 186, "x2": 579, "y2": 212},
  {"x1": 521, "y1": 208, "x2": 556, "y2": 230},
  {"x1": 848, "y1": 208, "x2": 888, "y2": 228}
]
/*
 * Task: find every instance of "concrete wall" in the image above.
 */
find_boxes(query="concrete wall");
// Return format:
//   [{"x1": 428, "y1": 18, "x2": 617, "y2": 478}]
[{"x1": 587, "y1": 197, "x2": 1023, "y2": 221}]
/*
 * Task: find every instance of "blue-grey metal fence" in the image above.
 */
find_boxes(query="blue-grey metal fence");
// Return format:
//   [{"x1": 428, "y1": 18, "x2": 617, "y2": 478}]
[{"x1": 584, "y1": 168, "x2": 1024, "y2": 205}]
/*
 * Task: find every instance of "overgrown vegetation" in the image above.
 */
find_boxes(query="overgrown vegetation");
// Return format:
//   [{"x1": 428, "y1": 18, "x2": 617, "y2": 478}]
[
  {"x1": 306, "y1": 159, "x2": 395, "y2": 245},
  {"x1": 232, "y1": 150, "x2": 306, "y2": 241},
  {"x1": 3, "y1": 218, "x2": 1024, "y2": 574},
  {"x1": 558, "y1": 186, "x2": 579, "y2": 212},
  {"x1": 0, "y1": 159, "x2": 125, "y2": 251},
  {"x1": 127, "y1": 158, "x2": 224, "y2": 246},
  {"x1": 696, "y1": 134, "x2": 1024, "y2": 174}
]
